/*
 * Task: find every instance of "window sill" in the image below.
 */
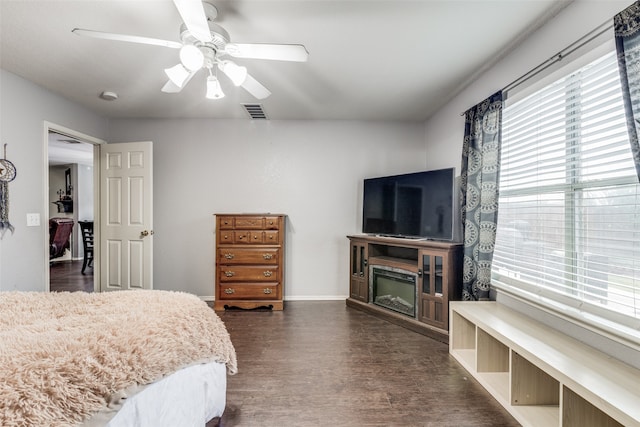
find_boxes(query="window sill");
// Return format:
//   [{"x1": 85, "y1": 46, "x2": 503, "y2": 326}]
[{"x1": 491, "y1": 280, "x2": 640, "y2": 353}]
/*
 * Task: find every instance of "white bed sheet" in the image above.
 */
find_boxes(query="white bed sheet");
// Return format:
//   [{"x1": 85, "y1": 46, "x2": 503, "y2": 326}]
[{"x1": 84, "y1": 362, "x2": 227, "y2": 427}]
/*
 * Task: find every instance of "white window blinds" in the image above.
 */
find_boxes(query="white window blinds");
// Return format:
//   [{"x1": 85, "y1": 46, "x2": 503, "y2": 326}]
[{"x1": 492, "y1": 51, "x2": 640, "y2": 322}]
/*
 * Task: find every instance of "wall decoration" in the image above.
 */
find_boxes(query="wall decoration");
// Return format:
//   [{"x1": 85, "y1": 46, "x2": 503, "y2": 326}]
[
  {"x1": 65, "y1": 168, "x2": 72, "y2": 196},
  {"x1": 0, "y1": 144, "x2": 17, "y2": 238},
  {"x1": 53, "y1": 168, "x2": 73, "y2": 213}
]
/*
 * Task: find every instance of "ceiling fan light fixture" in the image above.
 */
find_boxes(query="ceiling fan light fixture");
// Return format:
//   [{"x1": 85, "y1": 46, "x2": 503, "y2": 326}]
[
  {"x1": 164, "y1": 64, "x2": 191, "y2": 88},
  {"x1": 206, "y1": 75, "x2": 225, "y2": 99},
  {"x1": 179, "y1": 45, "x2": 204, "y2": 71},
  {"x1": 219, "y1": 60, "x2": 248, "y2": 86},
  {"x1": 73, "y1": 1, "x2": 308, "y2": 103}
]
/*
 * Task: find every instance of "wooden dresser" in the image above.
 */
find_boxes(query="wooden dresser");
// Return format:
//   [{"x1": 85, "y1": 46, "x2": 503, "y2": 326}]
[{"x1": 214, "y1": 214, "x2": 286, "y2": 311}]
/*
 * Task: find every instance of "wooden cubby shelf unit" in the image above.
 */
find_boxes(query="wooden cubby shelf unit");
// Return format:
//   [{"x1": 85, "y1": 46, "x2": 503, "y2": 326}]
[{"x1": 449, "y1": 301, "x2": 640, "y2": 427}]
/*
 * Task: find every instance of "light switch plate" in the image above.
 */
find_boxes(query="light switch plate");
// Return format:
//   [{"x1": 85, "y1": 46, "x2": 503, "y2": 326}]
[{"x1": 26, "y1": 213, "x2": 40, "y2": 227}]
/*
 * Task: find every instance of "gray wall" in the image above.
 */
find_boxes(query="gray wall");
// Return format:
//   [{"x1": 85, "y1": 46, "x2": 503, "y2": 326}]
[
  {"x1": 0, "y1": 68, "x2": 427, "y2": 297},
  {"x1": 423, "y1": 0, "x2": 628, "y2": 169},
  {"x1": 0, "y1": 70, "x2": 108, "y2": 291},
  {"x1": 76, "y1": 164, "x2": 94, "y2": 224},
  {"x1": 108, "y1": 118, "x2": 427, "y2": 298},
  {"x1": 422, "y1": 0, "x2": 639, "y2": 366}
]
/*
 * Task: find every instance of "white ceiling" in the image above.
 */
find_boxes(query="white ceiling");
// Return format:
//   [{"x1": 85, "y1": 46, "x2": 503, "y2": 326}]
[
  {"x1": 1, "y1": 0, "x2": 571, "y2": 121},
  {"x1": 48, "y1": 131, "x2": 94, "y2": 166}
]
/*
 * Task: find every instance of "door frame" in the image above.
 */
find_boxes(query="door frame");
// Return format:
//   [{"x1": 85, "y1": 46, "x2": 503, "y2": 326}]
[{"x1": 43, "y1": 122, "x2": 105, "y2": 292}]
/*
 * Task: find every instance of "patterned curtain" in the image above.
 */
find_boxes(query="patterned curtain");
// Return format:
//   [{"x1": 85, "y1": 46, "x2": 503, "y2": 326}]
[
  {"x1": 460, "y1": 91, "x2": 503, "y2": 301},
  {"x1": 615, "y1": 1, "x2": 640, "y2": 182}
]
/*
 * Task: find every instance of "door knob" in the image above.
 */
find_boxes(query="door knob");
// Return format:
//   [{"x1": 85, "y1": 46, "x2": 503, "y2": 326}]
[{"x1": 141, "y1": 230, "x2": 154, "y2": 237}]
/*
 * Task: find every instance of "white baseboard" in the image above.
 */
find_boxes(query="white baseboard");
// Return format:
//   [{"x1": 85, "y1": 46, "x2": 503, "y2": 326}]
[
  {"x1": 199, "y1": 295, "x2": 348, "y2": 302},
  {"x1": 284, "y1": 295, "x2": 348, "y2": 301}
]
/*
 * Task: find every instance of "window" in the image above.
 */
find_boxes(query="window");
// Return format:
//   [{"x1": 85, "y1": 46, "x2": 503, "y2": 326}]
[{"x1": 492, "y1": 50, "x2": 640, "y2": 330}]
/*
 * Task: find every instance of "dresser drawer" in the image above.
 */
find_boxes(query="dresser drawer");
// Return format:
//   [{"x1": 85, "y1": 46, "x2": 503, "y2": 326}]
[
  {"x1": 218, "y1": 284, "x2": 280, "y2": 300},
  {"x1": 218, "y1": 230, "x2": 235, "y2": 243},
  {"x1": 218, "y1": 231, "x2": 256, "y2": 244},
  {"x1": 265, "y1": 230, "x2": 279, "y2": 243},
  {"x1": 218, "y1": 216, "x2": 235, "y2": 229},
  {"x1": 234, "y1": 216, "x2": 268, "y2": 230},
  {"x1": 220, "y1": 231, "x2": 280, "y2": 245},
  {"x1": 218, "y1": 248, "x2": 279, "y2": 265},
  {"x1": 232, "y1": 231, "x2": 252, "y2": 244},
  {"x1": 218, "y1": 215, "x2": 281, "y2": 230},
  {"x1": 245, "y1": 230, "x2": 280, "y2": 244},
  {"x1": 263, "y1": 216, "x2": 281, "y2": 230},
  {"x1": 218, "y1": 266, "x2": 279, "y2": 282}
]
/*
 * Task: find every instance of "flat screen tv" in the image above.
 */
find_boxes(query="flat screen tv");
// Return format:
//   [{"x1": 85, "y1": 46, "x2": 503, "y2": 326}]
[{"x1": 362, "y1": 168, "x2": 456, "y2": 240}]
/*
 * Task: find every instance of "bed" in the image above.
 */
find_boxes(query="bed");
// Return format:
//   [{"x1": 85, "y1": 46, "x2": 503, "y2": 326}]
[{"x1": 0, "y1": 290, "x2": 237, "y2": 426}]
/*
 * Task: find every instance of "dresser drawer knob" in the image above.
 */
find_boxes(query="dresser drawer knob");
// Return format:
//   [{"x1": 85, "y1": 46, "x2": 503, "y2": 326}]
[
  {"x1": 263, "y1": 254, "x2": 273, "y2": 260},
  {"x1": 263, "y1": 271, "x2": 273, "y2": 277},
  {"x1": 224, "y1": 253, "x2": 235, "y2": 260},
  {"x1": 263, "y1": 288, "x2": 272, "y2": 294},
  {"x1": 224, "y1": 288, "x2": 235, "y2": 294},
  {"x1": 224, "y1": 271, "x2": 235, "y2": 277}
]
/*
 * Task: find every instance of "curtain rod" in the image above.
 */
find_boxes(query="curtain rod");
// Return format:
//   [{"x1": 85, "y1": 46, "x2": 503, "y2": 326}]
[
  {"x1": 461, "y1": 18, "x2": 613, "y2": 116},
  {"x1": 502, "y1": 19, "x2": 612, "y2": 93}
]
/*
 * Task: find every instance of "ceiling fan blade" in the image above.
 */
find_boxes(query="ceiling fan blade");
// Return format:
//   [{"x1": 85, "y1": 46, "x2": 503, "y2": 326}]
[
  {"x1": 218, "y1": 60, "x2": 247, "y2": 86},
  {"x1": 72, "y1": 28, "x2": 182, "y2": 49},
  {"x1": 172, "y1": 0, "x2": 212, "y2": 43},
  {"x1": 161, "y1": 71, "x2": 196, "y2": 93},
  {"x1": 241, "y1": 74, "x2": 271, "y2": 100},
  {"x1": 225, "y1": 43, "x2": 309, "y2": 62},
  {"x1": 161, "y1": 80, "x2": 183, "y2": 93}
]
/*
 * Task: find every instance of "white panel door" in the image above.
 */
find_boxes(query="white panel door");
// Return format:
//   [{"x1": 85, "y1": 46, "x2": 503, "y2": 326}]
[{"x1": 100, "y1": 141, "x2": 153, "y2": 291}]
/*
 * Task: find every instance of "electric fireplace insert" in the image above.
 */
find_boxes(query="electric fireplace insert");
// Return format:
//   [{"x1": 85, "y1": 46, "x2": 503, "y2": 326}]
[{"x1": 369, "y1": 264, "x2": 418, "y2": 317}]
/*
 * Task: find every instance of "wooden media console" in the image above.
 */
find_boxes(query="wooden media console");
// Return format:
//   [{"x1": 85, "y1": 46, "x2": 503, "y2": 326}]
[{"x1": 346, "y1": 234, "x2": 463, "y2": 342}]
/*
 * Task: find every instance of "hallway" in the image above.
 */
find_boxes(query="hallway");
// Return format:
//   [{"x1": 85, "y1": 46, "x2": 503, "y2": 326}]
[{"x1": 50, "y1": 260, "x2": 93, "y2": 292}]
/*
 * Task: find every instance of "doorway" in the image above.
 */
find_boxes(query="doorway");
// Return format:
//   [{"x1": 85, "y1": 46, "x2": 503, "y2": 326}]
[{"x1": 45, "y1": 123, "x2": 104, "y2": 293}]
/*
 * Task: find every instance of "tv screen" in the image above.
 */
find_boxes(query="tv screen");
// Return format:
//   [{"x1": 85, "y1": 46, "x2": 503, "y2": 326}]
[{"x1": 362, "y1": 168, "x2": 456, "y2": 240}]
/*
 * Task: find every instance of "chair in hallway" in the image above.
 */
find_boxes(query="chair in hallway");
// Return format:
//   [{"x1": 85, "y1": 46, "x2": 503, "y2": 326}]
[
  {"x1": 78, "y1": 220, "x2": 94, "y2": 274},
  {"x1": 49, "y1": 218, "x2": 74, "y2": 260}
]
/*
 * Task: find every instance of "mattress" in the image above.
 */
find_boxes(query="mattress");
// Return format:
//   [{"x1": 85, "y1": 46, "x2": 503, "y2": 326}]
[
  {"x1": 0, "y1": 290, "x2": 236, "y2": 426},
  {"x1": 84, "y1": 362, "x2": 227, "y2": 427}
]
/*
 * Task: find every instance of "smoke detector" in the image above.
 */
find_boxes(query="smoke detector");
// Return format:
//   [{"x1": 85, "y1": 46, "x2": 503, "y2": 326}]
[{"x1": 100, "y1": 91, "x2": 118, "y2": 101}]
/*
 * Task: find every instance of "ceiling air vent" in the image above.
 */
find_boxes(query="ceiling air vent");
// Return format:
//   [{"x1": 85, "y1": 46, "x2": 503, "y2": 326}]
[{"x1": 242, "y1": 103, "x2": 268, "y2": 120}]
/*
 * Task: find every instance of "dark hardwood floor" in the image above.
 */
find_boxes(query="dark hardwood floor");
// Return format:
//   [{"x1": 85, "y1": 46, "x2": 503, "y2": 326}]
[
  {"x1": 216, "y1": 301, "x2": 519, "y2": 426},
  {"x1": 47, "y1": 268, "x2": 517, "y2": 425},
  {"x1": 49, "y1": 260, "x2": 94, "y2": 292}
]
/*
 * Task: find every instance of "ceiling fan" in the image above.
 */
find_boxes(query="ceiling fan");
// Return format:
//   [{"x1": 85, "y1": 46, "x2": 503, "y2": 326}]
[{"x1": 72, "y1": 0, "x2": 308, "y2": 100}]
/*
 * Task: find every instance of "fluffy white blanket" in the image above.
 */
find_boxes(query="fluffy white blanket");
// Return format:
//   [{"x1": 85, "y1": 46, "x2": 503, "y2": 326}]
[{"x1": 0, "y1": 290, "x2": 237, "y2": 426}]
